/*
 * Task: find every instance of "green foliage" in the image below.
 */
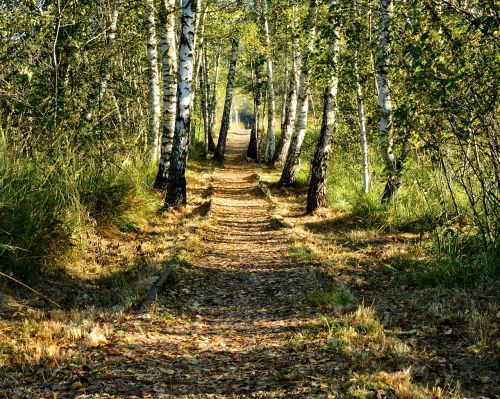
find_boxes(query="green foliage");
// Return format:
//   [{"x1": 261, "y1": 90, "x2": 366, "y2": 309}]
[
  {"x1": 287, "y1": 246, "x2": 312, "y2": 261},
  {"x1": 306, "y1": 288, "x2": 352, "y2": 308},
  {"x1": 393, "y1": 229, "x2": 500, "y2": 289},
  {"x1": 0, "y1": 144, "x2": 160, "y2": 281}
]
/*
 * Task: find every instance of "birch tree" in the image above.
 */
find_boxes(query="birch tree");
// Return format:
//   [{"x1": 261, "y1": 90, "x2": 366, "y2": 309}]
[
  {"x1": 279, "y1": 0, "x2": 317, "y2": 186},
  {"x1": 207, "y1": 49, "x2": 220, "y2": 151},
  {"x1": 261, "y1": 0, "x2": 276, "y2": 163},
  {"x1": 145, "y1": 0, "x2": 161, "y2": 158},
  {"x1": 213, "y1": 38, "x2": 240, "y2": 162},
  {"x1": 98, "y1": 4, "x2": 122, "y2": 125},
  {"x1": 165, "y1": 0, "x2": 197, "y2": 207},
  {"x1": 247, "y1": 56, "x2": 264, "y2": 161},
  {"x1": 353, "y1": 0, "x2": 370, "y2": 193},
  {"x1": 200, "y1": 49, "x2": 210, "y2": 155},
  {"x1": 154, "y1": 0, "x2": 177, "y2": 188},
  {"x1": 376, "y1": 0, "x2": 402, "y2": 203},
  {"x1": 306, "y1": 0, "x2": 342, "y2": 213},
  {"x1": 275, "y1": 30, "x2": 299, "y2": 165}
]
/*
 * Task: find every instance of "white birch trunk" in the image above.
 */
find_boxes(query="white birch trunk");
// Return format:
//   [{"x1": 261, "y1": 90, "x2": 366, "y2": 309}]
[
  {"x1": 207, "y1": 49, "x2": 220, "y2": 151},
  {"x1": 247, "y1": 56, "x2": 264, "y2": 160},
  {"x1": 279, "y1": 0, "x2": 317, "y2": 186},
  {"x1": 154, "y1": 0, "x2": 177, "y2": 188},
  {"x1": 306, "y1": 0, "x2": 341, "y2": 213},
  {"x1": 164, "y1": 0, "x2": 197, "y2": 207},
  {"x1": 276, "y1": 33, "x2": 299, "y2": 165},
  {"x1": 145, "y1": 0, "x2": 161, "y2": 159},
  {"x1": 189, "y1": 0, "x2": 206, "y2": 122},
  {"x1": 213, "y1": 39, "x2": 240, "y2": 161},
  {"x1": 353, "y1": 0, "x2": 370, "y2": 193},
  {"x1": 376, "y1": 0, "x2": 401, "y2": 203},
  {"x1": 262, "y1": 0, "x2": 276, "y2": 163},
  {"x1": 201, "y1": 49, "x2": 210, "y2": 155}
]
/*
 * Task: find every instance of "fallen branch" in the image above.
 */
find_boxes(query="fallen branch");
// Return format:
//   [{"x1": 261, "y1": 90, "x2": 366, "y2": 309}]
[
  {"x1": 138, "y1": 261, "x2": 177, "y2": 312},
  {"x1": 0, "y1": 271, "x2": 61, "y2": 308}
]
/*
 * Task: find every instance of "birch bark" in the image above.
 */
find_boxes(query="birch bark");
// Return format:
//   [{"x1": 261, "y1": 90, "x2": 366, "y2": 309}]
[
  {"x1": 247, "y1": 58, "x2": 264, "y2": 161},
  {"x1": 145, "y1": 0, "x2": 161, "y2": 158},
  {"x1": 275, "y1": 41, "x2": 299, "y2": 165},
  {"x1": 164, "y1": 0, "x2": 197, "y2": 207},
  {"x1": 306, "y1": 0, "x2": 341, "y2": 213},
  {"x1": 213, "y1": 38, "x2": 240, "y2": 162},
  {"x1": 207, "y1": 49, "x2": 220, "y2": 151},
  {"x1": 279, "y1": 0, "x2": 317, "y2": 186},
  {"x1": 376, "y1": 0, "x2": 402, "y2": 203},
  {"x1": 155, "y1": 0, "x2": 177, "y2": 188},
  {"x1": 353, "y1": 0, "x2": 370, "y2": 193},
  {"x1": 261, "y1": 0, "x2": 276, "y2": 163}
]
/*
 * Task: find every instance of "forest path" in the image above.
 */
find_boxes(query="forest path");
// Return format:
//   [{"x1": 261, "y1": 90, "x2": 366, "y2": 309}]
[{"x1": 74, "y1": 130, "x2": 327, "y2": 398}]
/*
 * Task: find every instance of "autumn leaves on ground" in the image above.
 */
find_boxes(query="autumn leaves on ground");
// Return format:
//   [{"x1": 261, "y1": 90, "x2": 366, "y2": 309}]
[{"x1": 0, "y1": 130, "x2": 497, "y2": 399}]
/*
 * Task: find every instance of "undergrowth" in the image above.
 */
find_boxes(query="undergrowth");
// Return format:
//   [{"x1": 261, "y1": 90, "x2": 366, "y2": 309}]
[
  {"x1": 297, "y1": 128, "x2": 499, "y2": 288},
  {"x1": 0, "y1": 145, "x2": 161, "y2": 282}
]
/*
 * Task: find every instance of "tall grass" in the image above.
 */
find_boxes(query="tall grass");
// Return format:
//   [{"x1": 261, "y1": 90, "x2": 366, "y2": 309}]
[
  {"x1": 0, "y1": 145, "x2": 161, "y2": 281},
  {"x1": 298, "y1": 128, "x2": 499, "y2": 287}
]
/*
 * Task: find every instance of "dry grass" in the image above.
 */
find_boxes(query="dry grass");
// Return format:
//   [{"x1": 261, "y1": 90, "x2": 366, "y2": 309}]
[
  {"x1": 259, "y1": 165, "x2": 499, "y2": 398},
  {"x1": 0, "y1": 309, "x2": 111, "y2": 370},
  {"x1": 0, "y1": 158, "x2": 215, "y2": 374}
]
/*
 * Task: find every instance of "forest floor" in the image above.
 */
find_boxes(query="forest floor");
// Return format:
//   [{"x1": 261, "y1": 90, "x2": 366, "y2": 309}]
[{"x1": 1, "y1": 130, "x2": 498, "y2": 398}]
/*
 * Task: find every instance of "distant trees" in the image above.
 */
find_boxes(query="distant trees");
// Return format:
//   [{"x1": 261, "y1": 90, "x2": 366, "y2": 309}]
[
  {"x1": 213, "y1": 39, "x2": 240, "y2": 162},
  {"x1": 1, "y1": 0, "x2": 498, "y2": 258}
]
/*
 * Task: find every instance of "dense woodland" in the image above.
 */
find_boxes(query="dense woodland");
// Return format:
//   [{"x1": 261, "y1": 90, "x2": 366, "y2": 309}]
[{"x1": 0, "y1": 0, "x2": 499, "y2": 397}]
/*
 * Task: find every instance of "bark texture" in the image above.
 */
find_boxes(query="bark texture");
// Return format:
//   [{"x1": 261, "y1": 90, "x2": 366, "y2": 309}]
[
  {"x1": 279, "y1": 0, "x2": 317, "y2": 186},
  {"x1": 213, "y1": 39, "x2": 239, "y2": 162},
  {"x1": 353, "y1": 0, "x2": 370, "y2": 193},
  {"x1": 376, "y1": 0, "x2": 401, "y2": 203},
  {"x1": 201, "y1": 50, "x2": 210, "y2": 155},
  {"x1": 155, "y1": 0, "x2": 177, "y2": 188},
  {"x1": 165, "y1": 0, "x2": 196, "y2": 207},
  {"x1": 247, "y1": 57, "x2": 265, "y2": 161},
  {"x1": 207, "y1": 50, "x2": 220, "y2": 151},
  {"x1": 262, "y1": 0, "x2": 276, "y2": 163},
  {"x1": 275, "y1": 43, "x2": 299, "y2": 165},
  {"x1": 145, "y1": 0, "x2": 161, "y2": 158},
  {"x1": 306, "y1": 1, "x2": 341, "y2": 213}
]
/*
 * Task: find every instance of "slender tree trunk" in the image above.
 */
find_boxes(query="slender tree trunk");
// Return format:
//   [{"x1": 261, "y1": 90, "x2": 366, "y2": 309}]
[
  {"x1": 200, "y1": 49, "x2": 210, "y2": 156},
  {"x1": 145, "y1": 0, "x2": 161, "y2": 159},
  {"x1": 279, "y1": 0, "x2": 317, "y2": 186},
  {"x1": 261, "y1": 0, "x2": 276, "y2": 163},
  {"x1": 164, "y1": 0, "x2": 197, "y2": 207},
  {"x1": 189, "y1": 0, "x2": 206, "y2": 147},
  {"x1": 99, "y1": 6, "x2": 122, "y2": 124},
  {"x1": 275, "y1": 29, "x2": 299, "y2": 165},
  {"x1": 213, "y1": 38, "x2": 240, "y2": 162},
  {"x1": 306, "y1": 0, "x2": 341, "y2": 213},
  {"x1": 376, "y1": 0, "x2": 401, "y2": 203},
  {"x1": 155, "y1": 0, "x2": 177, "y2": 188},
  {"x1": 207, "y1": 49, "x2": 220, "y2": 151},
  {"x1": 281, "y1": 62, "x2": 288, "y2": 129},
  {"x1": 353, "y1": 0, "x2": 370, "y2": 193},
  {"x1": 247, "y1": 57, "x2": 264, "y2": 160}
]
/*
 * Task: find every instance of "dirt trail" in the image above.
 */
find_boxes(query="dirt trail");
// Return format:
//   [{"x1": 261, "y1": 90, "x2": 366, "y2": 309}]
[{"x1": 69, "y1": 130, "x2": 325, "y2": 398}]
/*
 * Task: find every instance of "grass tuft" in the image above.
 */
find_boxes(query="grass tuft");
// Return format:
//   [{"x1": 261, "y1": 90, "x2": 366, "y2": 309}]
[{"x1": 306, "y1": 288, "x2": 352, "y2": 308}]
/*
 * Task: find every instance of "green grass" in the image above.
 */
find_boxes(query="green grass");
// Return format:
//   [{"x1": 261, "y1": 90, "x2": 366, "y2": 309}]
[
  {"x1": 0, "y1": 145, "x2": 161, "y2": 281},
  {"x1": 392, "y1": 229, "x2": 500, "y2": 288},
  {"x1": 298, "y1": 128, "x2": 499, "y2": 289},
  {"x1": 287, "y1": 246, "x2": 312, "y2": 261},
  {"x1": 306, "y1": 288, "x2": 352, "y2": 308}
]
